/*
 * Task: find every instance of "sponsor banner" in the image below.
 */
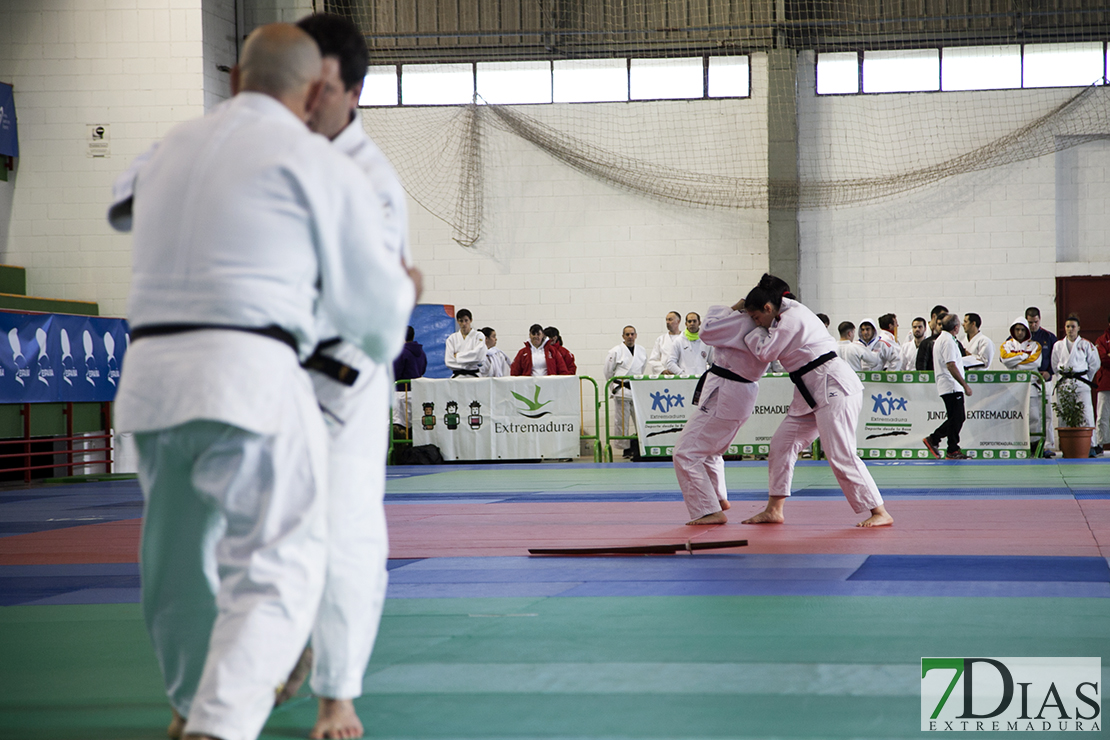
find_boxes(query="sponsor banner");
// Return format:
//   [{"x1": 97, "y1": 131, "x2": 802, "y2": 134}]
[
  {"x1": 0, "y1": 312, "x2": 129, "y2": 403},
  {"x1": 625, "y1": 374, "x2": 793, "y2": 457},
  {"x1": 858, "y1": 371, "x2": 1032, "y2": 460},
  {"x1": 627, "y1": 372, "x2": 1032, "y2": 459},
  {"x1": 0, "y1": 82, "x2": 17, "y2": 158},
  {"x1": 412, "y1": 376, "x2": 579, "y2": 460},
  {"x1": 921, "y1": 657, "x2": 1100, "y2": 732}
]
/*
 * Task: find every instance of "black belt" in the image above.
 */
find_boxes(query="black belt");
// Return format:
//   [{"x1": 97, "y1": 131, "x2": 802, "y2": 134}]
[
  {"x1": 131, "y1": 323, "x2": 298, "y2": 353},
  {"x1": 303, "y1": 337, "x2": 359, "y2": 387},
  {"x1": 692, "y1": 364, "x2": 753, "y2": 404},
  {"x1": 610, "y1": 379, "x2": 631, "y2": 395},
  {"x1": 131, "y1": 324, "x2": 359, "y2": 387},
  {"x1": 788, "y1": 351, "x2": 836, "y2": 409},
  {"x1": 1058, "y1": 370, "x2": 1096, "y2": 389},
  {"x1": 452, "y1": 369, "x2": 480, "y2": 378}
]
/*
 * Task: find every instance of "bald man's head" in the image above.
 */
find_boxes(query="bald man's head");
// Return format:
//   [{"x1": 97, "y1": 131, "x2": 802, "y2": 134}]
[{"x1": 233, "y1": 24, "x2": 323, "y2": 119}]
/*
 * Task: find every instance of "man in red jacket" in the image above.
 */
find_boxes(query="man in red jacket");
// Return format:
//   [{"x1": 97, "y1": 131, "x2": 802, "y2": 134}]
[
  {"x1": 511, "y1": 324, "x2": 571, "y2": 376},
  {"x1": 1095, "y1": 314, "x2": 1110, "y2": 456}
]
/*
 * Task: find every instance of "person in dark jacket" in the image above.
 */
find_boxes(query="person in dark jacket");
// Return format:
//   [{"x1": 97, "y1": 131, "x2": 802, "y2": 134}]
[
  {"x1": 393, "y1": 326, "x2": 427, "y2": 382},
  {"x1": 543, "y1": 326, "x2": 577, "y2": 374}
]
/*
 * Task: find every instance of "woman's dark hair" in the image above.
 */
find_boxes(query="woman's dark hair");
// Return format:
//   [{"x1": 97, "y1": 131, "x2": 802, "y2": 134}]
[
  {"x1": 744, "y1": 274, "x2": 795, "y2": 312},
  {"x1": 479, "y1": 326, "x2": 495, "y2": 338},
  {"x1": 543, "y1": 326, "x2": 563, "y2": 345}
]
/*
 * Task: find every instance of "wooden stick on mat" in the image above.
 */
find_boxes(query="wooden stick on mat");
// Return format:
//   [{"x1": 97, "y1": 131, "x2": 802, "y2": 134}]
[{"x1": 528, "y1": 539, "x2": 748, "y2": 556}]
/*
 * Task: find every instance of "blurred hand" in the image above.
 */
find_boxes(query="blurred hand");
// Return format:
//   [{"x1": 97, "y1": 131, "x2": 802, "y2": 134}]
[{"x1": 407, "y1": 266, "x2": 424, "y2": 303}]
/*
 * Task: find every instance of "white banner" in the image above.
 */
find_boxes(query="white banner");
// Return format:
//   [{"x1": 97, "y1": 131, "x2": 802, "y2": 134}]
[
  {"x1": 412, "y1": 376, "x2": 580, "y2": 461},
  {"x1": 624, "y1": 371, "x2": 1034, "y2": 460}
]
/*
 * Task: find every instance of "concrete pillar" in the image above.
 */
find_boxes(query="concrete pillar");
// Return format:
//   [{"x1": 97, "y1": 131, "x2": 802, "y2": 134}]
[{"x1": 766, "y1": 48, "x2": 800, "y2": 294}]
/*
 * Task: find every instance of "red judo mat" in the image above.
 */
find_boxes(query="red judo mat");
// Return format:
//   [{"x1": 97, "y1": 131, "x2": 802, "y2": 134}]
[{"x1": 3, "y1": 499, "x2": 1107, "y2": 566}]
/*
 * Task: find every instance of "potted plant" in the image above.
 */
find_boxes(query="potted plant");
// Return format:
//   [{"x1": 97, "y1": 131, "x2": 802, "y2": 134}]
[{"x1": 1053, "y1": 377, "x2": 1094, "y2": 458}]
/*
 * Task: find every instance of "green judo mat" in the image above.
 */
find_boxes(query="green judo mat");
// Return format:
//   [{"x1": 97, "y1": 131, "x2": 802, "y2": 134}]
[{"x1": 1, "y1": 595, "x2": 1106, "y2": 739}]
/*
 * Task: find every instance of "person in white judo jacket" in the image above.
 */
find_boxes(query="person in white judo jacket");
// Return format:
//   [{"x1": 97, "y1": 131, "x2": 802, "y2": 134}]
[
  {"x1": 1051, "y1": 314, "x2": 1101, "y2": 455},
  {"x1": 604, "y1": 326, "x2": 647, "y2": 459},
  {"x1": 673, "y1": 301, "x2": 769, "y2": 524},
  {"x1": 108, "y1": 24, "x2": 414, "y2": 740},
  {"x1": 288, "y1": 14, "x2": 421, "y2": 739},
  {"x1": 740, "y1": 275, "x2": 893, "y2": 528}
]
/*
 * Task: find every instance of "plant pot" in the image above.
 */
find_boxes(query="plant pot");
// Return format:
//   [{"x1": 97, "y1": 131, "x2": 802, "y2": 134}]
[{"x1": 1056, "y1": 427, "x2": 1094, "y2": 458}]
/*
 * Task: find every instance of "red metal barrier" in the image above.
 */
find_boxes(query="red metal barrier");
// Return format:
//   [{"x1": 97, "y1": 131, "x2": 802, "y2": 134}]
[{"x1": 1, "y1": 402, "x2": 113, "y2": 483}]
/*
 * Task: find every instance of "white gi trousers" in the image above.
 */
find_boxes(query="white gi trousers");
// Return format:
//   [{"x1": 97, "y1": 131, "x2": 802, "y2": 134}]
[
  {"x1": 673, "y1": 377, "x2": 758, "y2": 519},
  {"x1": 1098, "y1": 391, "x2": 1110, "y2": 447},
  {"x1": 308, "y1": 341, "x2": 391, "y2": 700},
  {"x1": 768, "y1": 374, "x2": 883, "y2": 515},
  {"x1": 611, "y1": 391, "x2": 635, "y2": 452},
  {"x1": 136, "y1": 384, "x2": 328, "y2": 740}
]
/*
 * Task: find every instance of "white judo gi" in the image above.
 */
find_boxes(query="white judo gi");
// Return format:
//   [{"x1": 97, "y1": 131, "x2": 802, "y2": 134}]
[
  {"x1": 480, "y1": 346, "x2": 511, "y2": 377},
  {"x1": 111, "y1": 93, "x2": 413, "y2": 740},
  {"x1": 859, "y1": 319, "x2": 900, "y2": 370},
  {"x1": 673, "y1": 306, "x2": 769, "y2": 520},
  {"x1": 445, "y1": 330, "x2": 487, "y2": 375},
  {"x1": 306, "y1": 115, "x2": 414, "y2": 702},
  {"x1": 962, "y1": 331, "x2": 995, "y2": 370},
  {"x1": 1051, "y1": 335, "x2": 1100, "y2": 428},
  {"x1": 604, "y1": 341, "x2": 647, "y2": 453},
  {"x1": 745, "y1": 299, "x2": 884, "y2": 515},
  {"x1": 646, "y1": 331, "x2": 681, "y2": 375},
  {"x1": 665, "y1": 334, "x2": 714, "y2": 376},
  {"x1": 835, "y1": 339, "x2": 881, "y2": 372}
]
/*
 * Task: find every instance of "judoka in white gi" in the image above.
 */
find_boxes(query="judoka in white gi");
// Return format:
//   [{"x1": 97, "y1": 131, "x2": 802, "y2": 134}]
[
  {"x1": 444, "y1": 308, "x2": 487, "y2": 376},
  {"x1": 109, "y1": 25, "x2": 414, "y2": 740},
  {"x1": 1051, "y1": 316, "x2": 1101, "y2": 443},
  {"x1": 291, "y1": 14, "x2": 422, "y2": 739},
  {"x1": 665, "y1": 312, "x2": 714, "y2": 376},
  {"x1": 961, "y1": 313, "x2": 994, "y2": 370},
  {"x1": 740, "y1": 275, "x2": 893, "y2": 528},
  {"x1": 479, "y1": 327, "x2": 511, "y2": 377},
  {"x1": 603, "y1": 326, "x2": 647, "y2": 459},
  {"x1": 646, "y1": 311, "x2": 683, "y2": 375},
  {"x1": 858, "y1": 318, "x2": 900, "y2": 370},
  {"x1": 673, "y1": 302, "x2": 769, "y2": 524},
  {"x1": 835, "y1": 321, "x2": 881, "y2": 372}
]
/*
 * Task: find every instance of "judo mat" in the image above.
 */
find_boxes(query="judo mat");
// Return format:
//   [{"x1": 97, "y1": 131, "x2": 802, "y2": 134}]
[{"x1": 1, "y1": 458, "x2": 1108, "y2": 738}]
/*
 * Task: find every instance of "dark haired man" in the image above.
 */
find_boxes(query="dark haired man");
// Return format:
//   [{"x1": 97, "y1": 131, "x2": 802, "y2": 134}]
[
  {"x1": 1025, "y1": 306, "x2": 1058, "y2": 457},
  {"x1": 292, "y1": 13, "x2": 423, "y2": 739},
  {"x1": 915, "y1": 305, "x2": 949, "y2": 371},
  {"x1": 900, "y1": 317, "x2": 927, "y2": 370},
  {"x1": 444, "y1": 308, "x2": 487, "y2": 376},
  {"x1": 961, "y1": 313, "x2": 993, "y2": 370}
]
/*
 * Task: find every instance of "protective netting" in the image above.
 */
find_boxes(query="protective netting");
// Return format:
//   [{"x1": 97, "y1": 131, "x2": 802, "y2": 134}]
[{"x1": 329, "y1": 1, "x2": 1110, "y2": 247}]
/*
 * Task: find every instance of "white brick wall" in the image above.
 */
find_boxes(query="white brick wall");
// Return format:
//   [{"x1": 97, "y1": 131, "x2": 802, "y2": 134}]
[{"x1": 0, "y1": 0, "x2": 205, "y2": 316}]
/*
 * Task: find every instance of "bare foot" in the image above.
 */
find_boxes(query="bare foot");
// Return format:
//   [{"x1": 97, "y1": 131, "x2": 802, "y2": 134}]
[
  {"x1": 275, "y1": 646, "x2": 313, "y2": 706},
  {"x1": 856, "y1": 506, "x2": 894, "y2": 528},
  {"x1": 742, "y1": 508, "x2": 785, "y2": 524},
  {"x1": 310, "y1": 698, "x2": 364, "y2": 739},
  {"x1": 719, "y1": 500, "x2": 731, "y2": 510},
  {"x1": 686, "y1": 511, "x2": 727, "y2": 525},
  {"x1": 168, "y1": 708, "x2": 186, "y2": 739}
]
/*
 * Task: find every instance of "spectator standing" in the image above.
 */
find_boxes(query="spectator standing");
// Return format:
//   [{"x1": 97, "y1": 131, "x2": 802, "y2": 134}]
[
  {"x1": 915, "y1": 305, "x2": 949, "y2": 370},
  {"x1": 544, "y1": 326, "x2": 577, "y2": 374},
  {"x1": 859, "y1": 317, "x2": 900, "y2": 370},
  {"x1": 1025, "y1": 307, "x2": 1058, "y2": 456},
  {"x1": 923, "y1": 314, "x2": 973, "y2": 460},
  {"x1": 1094, "y1": 315, "x2": 1110, "y2": 456},
  {"x1": 666, "y1": 312, "x2": 713, "y2": 375},
  {"x1": 961, "y1": 313, "x2": 994, "y2": 370},
  {"x1": 604, "y1": 326, "x2": 647, "y2": 459},
  {"x1": 1051, "y1": 314, "x2": 1101, "y2": 457},
  {"x1": 901, "y1": 317, "x2": 927, "y2": 370},
  {"x1": 511, "y1": 324, "x2": 571, "y2": 376},
  {"x1": 444, "y1": 308, "x2": 486, "y2": 377},
  {"x1": 478, "y1": 327, "x2": 510, "y2": 378},
  {"x1": 835, "y1": 321, "x2": 881, "y2": 372},
  {"x1": 646, "y1": 311, "x2": 683, "y2": 375},
  {"x1": 393, "y1": 325, "x2": 427, "y2": 432},
  {"x1": 1000, "y1": 317, "x2": 1048, "y2": 456}
]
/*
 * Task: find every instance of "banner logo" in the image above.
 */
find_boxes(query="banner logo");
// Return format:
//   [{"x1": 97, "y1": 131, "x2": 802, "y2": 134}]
[
  {"x1": 922, "y1": 657, "x2": 1100, "y2": 732},
  {"x1": 421, "y1": 402, "x2": 436, "y2": 430},
  {"x1": 649, "y1": 387, "x2": 685, "y2": 413},
  {"x1": 512, "y1": 385, "x2": 553, "y2": 418},
  {"x1": 871, "y1": 390, "x2": 908, "y2": 415}
]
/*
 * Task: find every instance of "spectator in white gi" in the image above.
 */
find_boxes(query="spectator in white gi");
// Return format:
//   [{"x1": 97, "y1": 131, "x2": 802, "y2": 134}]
[
  {"x1": 877, "y1": 314, "x2": 903, "y2": 370},
  {"x1": 444, "y1": 308, "x2": 487, "y2": 377},
  {"x1": 741, "y1": 274, "x2": 893, "y2": 528},
  {"x1": 674, "y1": 300, "x2": 770, "y2": 524},
  {"x1": 478, "y1": 327, "x2": 511, "y2": 378},
  {"x1": 666, "y1": 312, "x2": 714, "y2": 376},
  {"x1": 604, "y1": 325, "x2": 647, "y2": 459},
  {"x1": 108, "y1": 24, "x2": 415, "y2": 740},
  {"x1": 835, "y1": 321, "x2": 881, "y2": 372},
  {"x1": 922, "y1": 313, "x2": 973, "y2": 460},
  {"x1": 1051, "y1": 314, "x2": 1101, "y2": 457},
  {"x1": 858, "y1": 317, "x2": 900, "y2": 370},
  {"x1": 288, "y1": 16, "x2": 425, "y2": 738},
  {"x1": 901, "y1": 316, "x2": 927, "y2": 370},
  {"x1": 1095, "y1": 315, "x2": 1110, "y2": 456},
  {"x1": 961, "y1": 313, "x2": 994, "y2": 370},
  {"x1": 646, "y1": 311, "x2": 683, "y2": 375}
]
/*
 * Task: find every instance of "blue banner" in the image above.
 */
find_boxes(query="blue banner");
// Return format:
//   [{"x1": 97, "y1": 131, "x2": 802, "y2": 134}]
[
  {"x1": 410, "y1": 303, "x2": 457, "y2": 379},
  {"x1": 0, "y1": 312, "x2": 129, "y2": 403},
  {"x1": 0, "y1": 83, "x2": 17, "y2": 158}
]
